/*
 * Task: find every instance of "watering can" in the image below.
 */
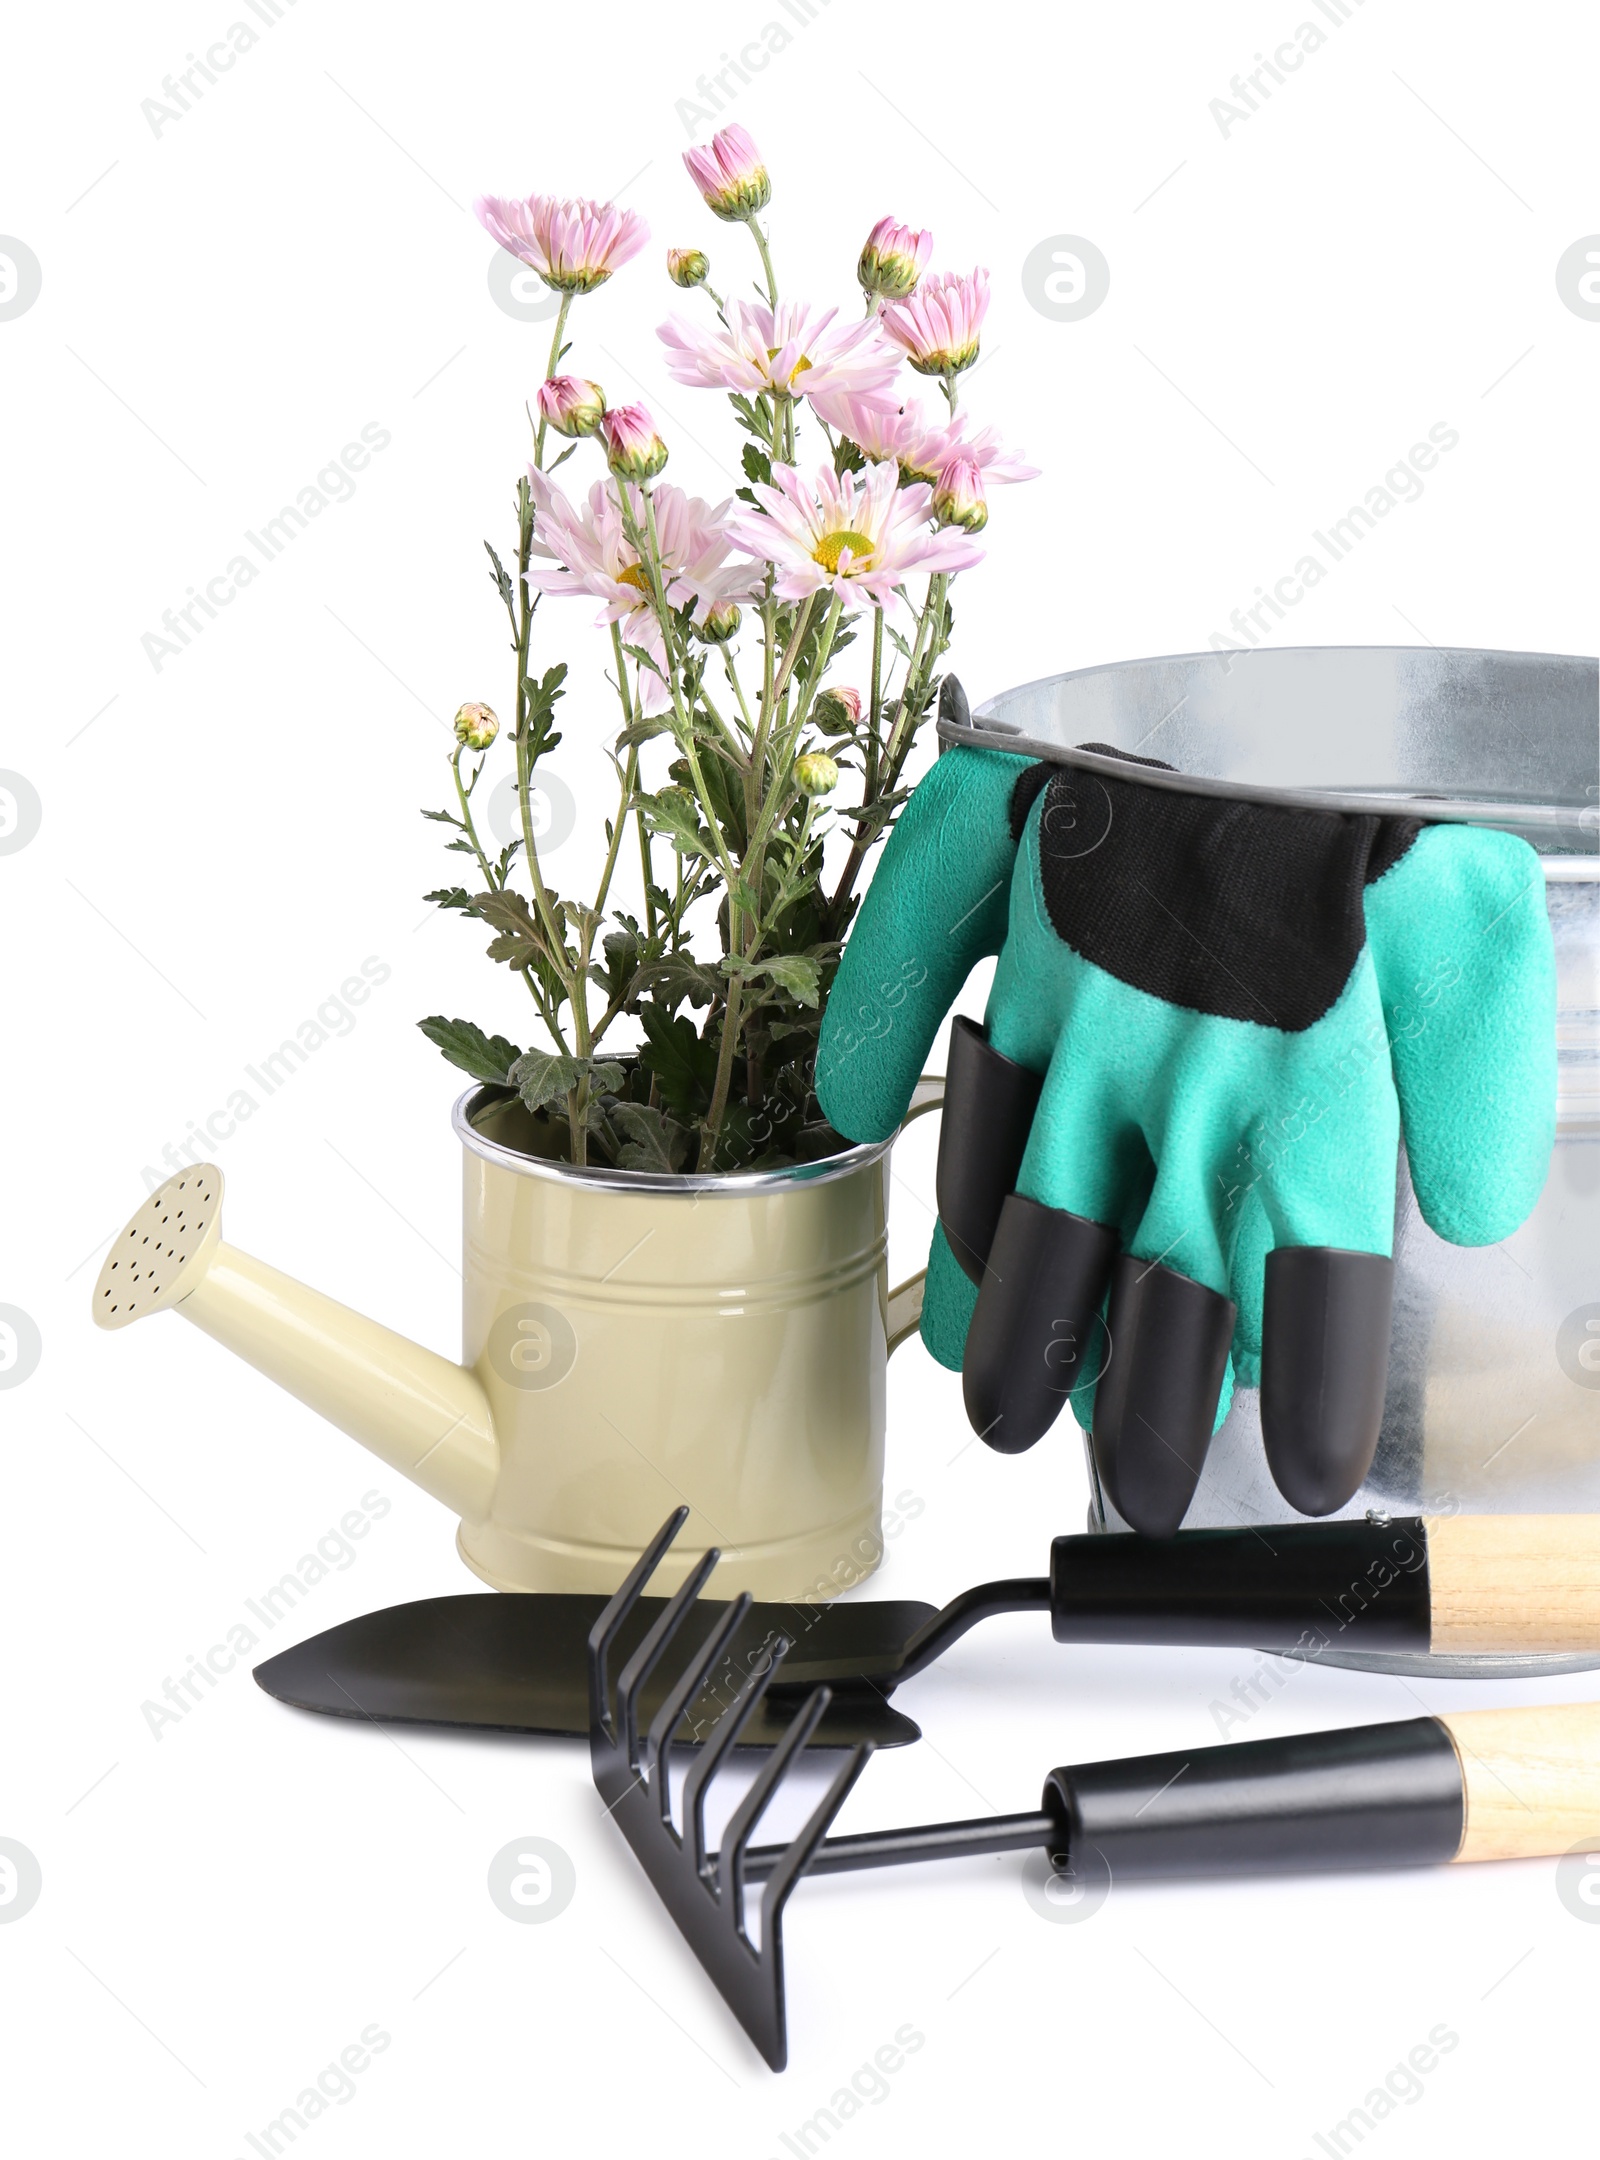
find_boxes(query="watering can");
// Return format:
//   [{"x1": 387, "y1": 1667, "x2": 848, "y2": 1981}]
[{"x1": 91, "y1": 1081, "x2": 943, "y2": 1598}]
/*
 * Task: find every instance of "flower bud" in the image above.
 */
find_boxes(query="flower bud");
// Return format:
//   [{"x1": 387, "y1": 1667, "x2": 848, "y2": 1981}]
[
  {"x1": 683, "y1": 125, "x2": 770, "y2": 222},
  {"x1": 795, "y1": 751, "x2": 839, "y2": 798},
  {"x1": 933, "y1": 451, "x2": 988, "y2": 533},
  {"x1": 536, "y1": 374, "x2": 606, "y2": 438},
  {"x1": 695, "y1": 600, "x2": 742, "y2": 643},
  {"x1": 453, "y1": 701, "x2": 500, "y2": 751},
  {"x1": 667, "y1": 247, "x2": 710, "y2": 289},
  {"x1": 599, "y1": 403, "x2": 669, "y2": 483},
  {"x1": 812, "y1": 685, "x2": 863, "y2": 735},
  {"x1": 858, "y1": 216, "x2": 933, "y2": 301}
]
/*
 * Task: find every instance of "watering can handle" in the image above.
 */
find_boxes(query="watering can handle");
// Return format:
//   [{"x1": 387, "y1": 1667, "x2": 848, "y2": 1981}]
[{"x1": 886, "y1": 1071, "x2": 946, "y2": 1356}]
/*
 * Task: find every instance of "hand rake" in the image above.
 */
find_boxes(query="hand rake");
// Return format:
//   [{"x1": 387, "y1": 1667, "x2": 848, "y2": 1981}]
[{"x1": 592, "y1": 1512, "x2": 1600, "y2": 2072}]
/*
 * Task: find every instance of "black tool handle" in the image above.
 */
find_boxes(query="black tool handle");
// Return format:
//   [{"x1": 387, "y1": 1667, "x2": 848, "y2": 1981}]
[
  {"x1": 746, "y1": 1705, "x2": 1600, "y2": 1886},
  {"x1": 1049, "y1": 1517, "x2": 1433, "y2": 1655},
  {"x1": 1045, "y1": 1716, "x2": 1465, "y2": 1878}
]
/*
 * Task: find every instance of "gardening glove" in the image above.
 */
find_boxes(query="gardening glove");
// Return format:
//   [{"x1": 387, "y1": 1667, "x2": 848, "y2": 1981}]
[{"x1": 815, "y1": 737, "x2": 1557, "y2": 1535}]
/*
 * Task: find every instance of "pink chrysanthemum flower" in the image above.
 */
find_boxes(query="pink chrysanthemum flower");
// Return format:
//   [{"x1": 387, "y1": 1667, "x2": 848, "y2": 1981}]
[
  {"x1": 527, "y1": 473, "x2": 758, "y2": 712},
  {"x1": 858, "y1": 216, "x2": 934, "y2": 301},
  {"x1": 683, "y1": 125, "x2": 770, "y2": 221},
  {"x1": 658, "y1": 298, "x2": 902, "y2": 407},
  {"x1": 880, "y1": 268, "x2": 991, "y2": 376},
  {"x1": 474, "y1": 193, "x2": 649, "y2": 294},
  {"x1": 811, "y1": 391, "x2": 1040, "y2": 489},
  {"x1": 727, "y1": 459, "x2": 984, "y2": 616}
]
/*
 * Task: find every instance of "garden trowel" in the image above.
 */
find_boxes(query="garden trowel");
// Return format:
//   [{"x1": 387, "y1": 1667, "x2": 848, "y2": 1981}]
[{"x1": 255, "y1": 1509, "x2": 1600, "y2": 1749}]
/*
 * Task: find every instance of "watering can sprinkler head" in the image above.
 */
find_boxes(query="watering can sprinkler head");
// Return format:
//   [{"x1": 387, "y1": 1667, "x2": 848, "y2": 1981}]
[
  {"x1": 93, "y1": 1166, "x2": 225, "y2": 1328},
  {"x1": 92, "y1": 1165, "x2": 500, "y2": 1522}
]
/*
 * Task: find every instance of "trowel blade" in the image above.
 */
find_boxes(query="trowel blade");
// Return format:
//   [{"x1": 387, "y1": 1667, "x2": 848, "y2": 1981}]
[{"x1": 253, "y1": 1591, "x2": 937, "y2": 1749}]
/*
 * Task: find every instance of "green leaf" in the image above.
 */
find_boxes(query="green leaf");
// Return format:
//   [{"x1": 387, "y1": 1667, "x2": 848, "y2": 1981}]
[
  {"x1": 483, "y1": 539, "x2": 514, "y2": 612},
  {"x1": 741, "y1": 441, "x2": 772, "y2": 489},
  {"x1": 621, "y1": 639, "x2": 668, "y2": 686},
  {"x1": 421, "y1": 807, "x2": 461, "y2": 824},
  {"x1": 640, "y1": 787, "x2": 712, "y2": 860},
  {"x1": 637, "y1": 1005, "x2": 719, "y2": 1121},
  {"x1": 417, "y1": 1016, "x2": 524, "y2": 1085},
  {"x1": 608, "y1": 1101, "x2": 692, "y2": 1173},
  {"x1": 639, "y1": 953, "x2": 722, "y2": 1009},
  {"x1": 728, "y1": 391, "x2": 774, "y2": 440},
  {"x1": 471, "y1": 888, "x2": 553, "y2": 973},
  {"x1": 424, "y1": 885, "x2": 476, "y2": 911},
  {"x1": 743, "y1": 955, "x2": 821, "y2": 1007},
  {"x1": 616, "y1": 713, "x2": 672, "y2": 749},
  {"x1": 602, "y1": 924, "x2": 642, "y2": 972},
  {"x1": 521, "y1": 663, "x2": 568, "y2": 756},
  {"x1": 507, "y1": 1049, "x2": 625, "y2": 1116}
]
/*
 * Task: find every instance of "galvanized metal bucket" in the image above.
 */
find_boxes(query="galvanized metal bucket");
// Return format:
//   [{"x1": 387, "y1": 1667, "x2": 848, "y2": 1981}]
[{"x1": 964, "y1": 647, "x2": 1600, "y2": 1675}]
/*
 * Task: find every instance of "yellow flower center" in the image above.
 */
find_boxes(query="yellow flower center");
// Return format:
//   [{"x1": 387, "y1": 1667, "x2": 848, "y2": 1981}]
[
  {"x1": 812, "y1": 528, "x2": 874, "y2": 574},
  {"x1": 616, "y1": 562, "x2": 651, "y2": 592},
  {"x1": 767, "y1": 348, "x2": 813, "y2": 385}
]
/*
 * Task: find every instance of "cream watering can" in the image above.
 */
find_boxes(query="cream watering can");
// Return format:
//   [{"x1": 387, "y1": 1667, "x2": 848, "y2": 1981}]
[{"x1": 93, "y1": 1082, "x2": 943, "y2": 1598}]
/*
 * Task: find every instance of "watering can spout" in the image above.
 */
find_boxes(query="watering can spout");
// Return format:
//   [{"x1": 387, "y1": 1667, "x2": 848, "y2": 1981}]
[{"x1": 91, "y1": 1166, "x2": 499, "y2": 1522}]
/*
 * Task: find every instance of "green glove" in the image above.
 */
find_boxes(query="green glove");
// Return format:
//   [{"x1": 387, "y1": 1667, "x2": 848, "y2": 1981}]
[{"x1": 817, "y1": 738, "x2": 1557, "y2": 1534}]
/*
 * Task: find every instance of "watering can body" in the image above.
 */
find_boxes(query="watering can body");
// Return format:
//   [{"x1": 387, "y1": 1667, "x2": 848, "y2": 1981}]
[{"x1": 93, "y1": 1083, "x2": 942, "y2": 1598}]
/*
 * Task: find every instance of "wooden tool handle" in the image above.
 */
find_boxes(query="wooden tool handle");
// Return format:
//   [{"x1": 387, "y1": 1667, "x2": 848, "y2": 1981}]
[
  {"x1": 1439, "y1": 1703, "x2": 1600, "y2": 1861},
  {"x1": 1426, "y1": 1514, "x2": 1600, "y2": 1653}
]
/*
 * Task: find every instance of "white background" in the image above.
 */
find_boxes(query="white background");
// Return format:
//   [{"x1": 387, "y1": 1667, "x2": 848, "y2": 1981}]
[{"x1": 3, "y1": 0, "x2": 1599, "y2": 2152}]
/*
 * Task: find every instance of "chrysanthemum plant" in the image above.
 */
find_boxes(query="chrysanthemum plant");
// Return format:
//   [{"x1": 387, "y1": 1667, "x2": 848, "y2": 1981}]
[{"x1": 422, "y1": 127, "x2": 1035, "y2": 1172}]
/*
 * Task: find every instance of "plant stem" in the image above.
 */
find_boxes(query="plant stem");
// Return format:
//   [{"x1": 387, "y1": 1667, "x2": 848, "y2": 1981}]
[
  {"x1": 863, "y1": 601, "x2": 885, "y2": 802},
  {"x1": 748, "y1": 215, "x2": 778, "y2": 307},
  {"x1": 723, "y1": 647, "x2": 757, "y2": 740},
  {"x1": 507, "y1": 482, "x2": 576, "y2": 1048},
  {"x1": 610, "y1": 620, "x2": 658, "y2": 942},
  {"x1": 744, "y1": 597, "x2": 842, "y2": 869},
  {"x1": 532, "y1": 293, "x2": 573, "y2": 469},
  {"x1": 882, "y1": 573, "x2": 948, "y2": 776},
  {"x1": 699, "y1": 971, "x2": 743, "y2": 1169},
  {"x1": 743, "y1": 591, "x2": 812, "y2": 849},
  {"x1": 594, "y1": 746, "x2": 637, "y2": 919},
  {"x1": 451, "y1": 748, "x2": 501, "y2": 891},
  {"x1": 826, "y1": 572, "x2": 952, "y2": 933},
  {"x1": 694, "y1": 677, "x2": 744, "y2": 763},
  {"x1": 625, "y1": 488, "x2": 743, "y2": 898}
]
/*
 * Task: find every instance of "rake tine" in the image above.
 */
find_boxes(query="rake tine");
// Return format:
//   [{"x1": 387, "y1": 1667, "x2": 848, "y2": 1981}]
[
  {"x1": 716, "y1": 1684, "x2": 837, "y2": 1925},
  {"x1": 757, "y1": 1739, "x2": 876, "y2": 1924},
  {"x1": 586, "y1": 1507, "x2": 689, "y2": 1743},
  {"x1": 643, "y1": 1596, "x2": 753, "y2": 1832},
  {"x1": 680, "y1": 1623, "x2": 786, "y2": 1879},
  {"x1": 615, "y1": 1546, "x2": 722, "y2": 1776}
]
